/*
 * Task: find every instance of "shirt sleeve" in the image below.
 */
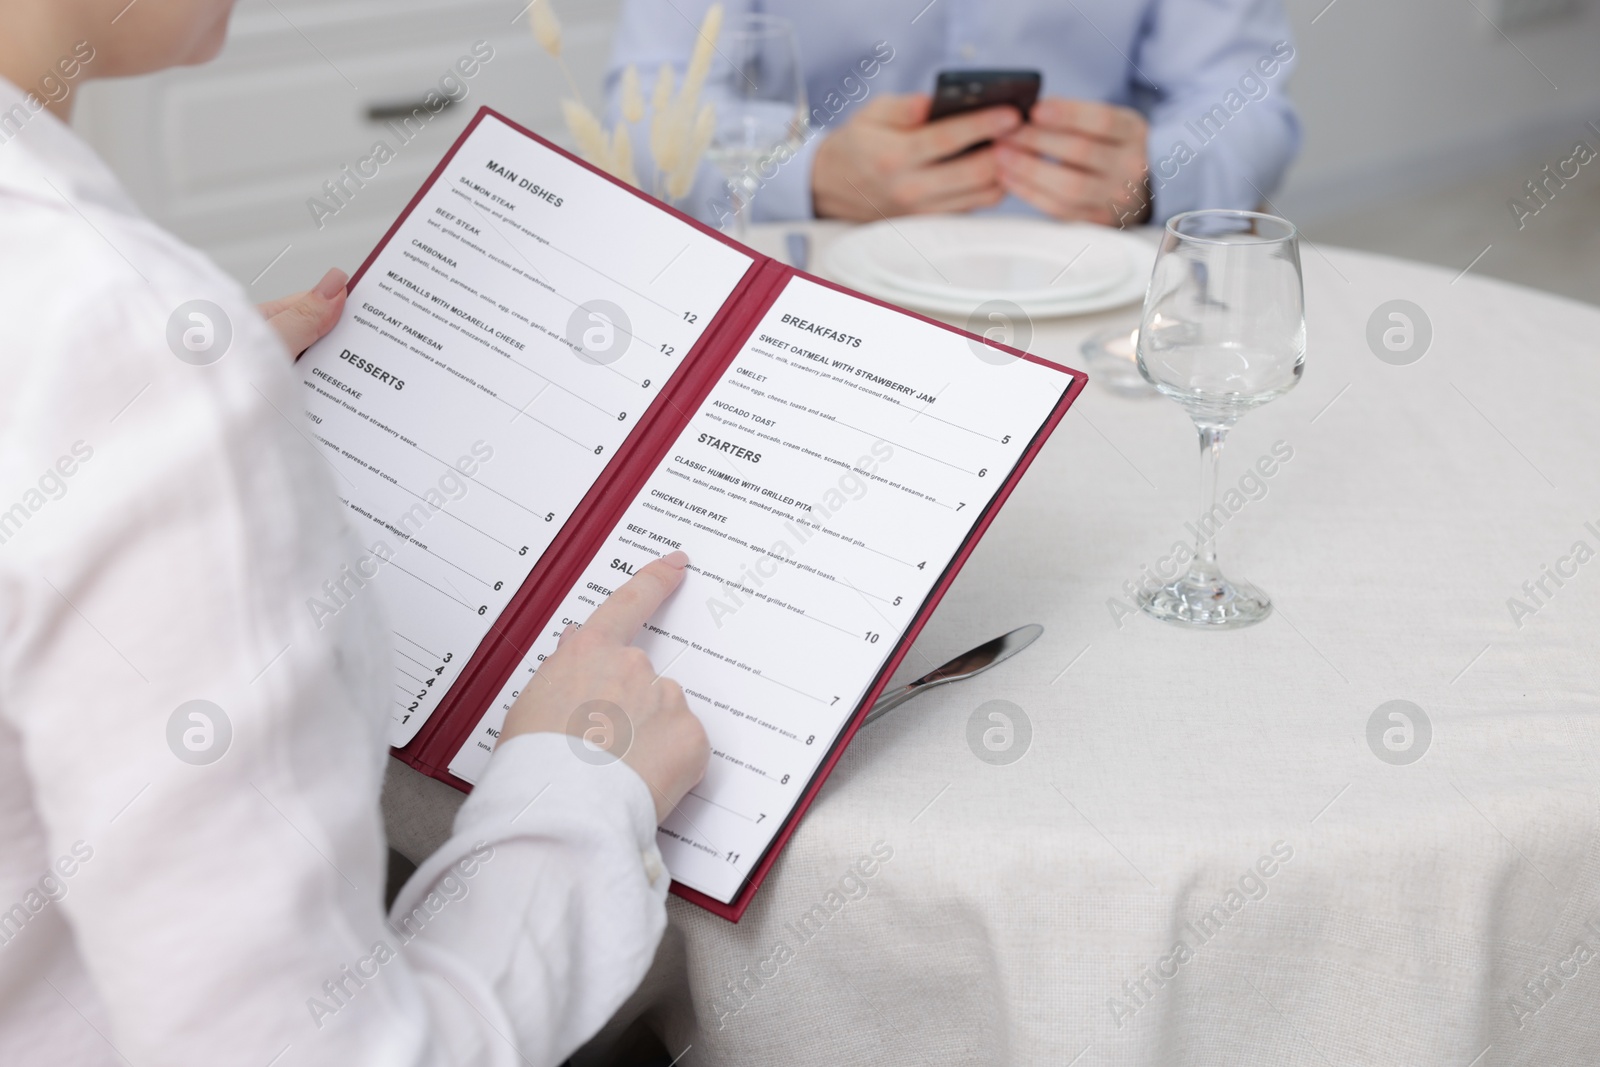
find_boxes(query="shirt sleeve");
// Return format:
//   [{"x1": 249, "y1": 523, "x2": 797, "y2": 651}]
[
  {"x1": 391, "y1": 734, "x2": 669, "y2": 1067},
  {"x1": 1132, "y1": 0, "x2": 1302, "y2": 222},
  {"x1": 0, "y1": 235, "x2": 665, "y2": 1066},
  {"x1": 750, "y1": 133, "x2": 823, "y2": 223}
]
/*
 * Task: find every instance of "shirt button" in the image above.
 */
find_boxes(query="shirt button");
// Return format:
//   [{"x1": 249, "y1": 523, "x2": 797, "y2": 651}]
[{"x1": 642, "y1": 849, "x2": 665, "y2": 885}]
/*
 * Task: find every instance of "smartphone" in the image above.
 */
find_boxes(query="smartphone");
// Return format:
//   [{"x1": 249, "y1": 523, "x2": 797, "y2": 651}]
[{"x1": 927, "y1": 69, "x2": 1042, "y2": 124}]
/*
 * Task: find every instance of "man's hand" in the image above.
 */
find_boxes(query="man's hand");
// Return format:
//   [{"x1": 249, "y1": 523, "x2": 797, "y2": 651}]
[
  {"x1": 812, "y1": 94, "x2": 1021, "y2": 220},
  {"x1": 257, "y1": 268, "x2": 348, "y2": 358},
  {"x1": 995, "y1": 98, "x2": 1152, "y2": 227},
  {"x1": 500, "y1": 551, "x2": 708, "y2": 823}
]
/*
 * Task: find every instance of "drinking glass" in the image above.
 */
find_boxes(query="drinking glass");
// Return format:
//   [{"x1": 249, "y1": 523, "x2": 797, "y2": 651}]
[
  {"x1": 1135, "y1": 210, "x2": 1305, "y2": 628},
  {"x1": 703, "y1": 15, "x2": 806, "y2": 238}
]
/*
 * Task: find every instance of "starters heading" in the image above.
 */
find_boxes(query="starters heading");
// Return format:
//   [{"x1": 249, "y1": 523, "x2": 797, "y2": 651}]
[{"x1": 696, "y1": 433, "x2": 761, "y2": 463}]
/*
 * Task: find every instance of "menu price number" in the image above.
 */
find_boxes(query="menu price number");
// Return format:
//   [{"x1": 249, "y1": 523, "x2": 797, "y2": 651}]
[
  {"x1": 656, "y1": 313, "x2": 699, "y2": 358},
  {"x1": 401, "y1": 652, "x2": 454, "y2": 724}
]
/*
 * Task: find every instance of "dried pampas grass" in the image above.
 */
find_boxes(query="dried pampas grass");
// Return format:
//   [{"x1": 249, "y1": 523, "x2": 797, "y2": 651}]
[
  {"x1": 560, "y1": 98, "x2": 609, "y2": 164},
  {"x1": 668, "y1": 103, "x2": 716, "y2": 201},
  {"x1": 530, "y1": 0, "x2": 561, "y2": 58},
  {"x1": 620, "y1": 65, "x2": 645, "y2": 125},
  {"x1": 536, "y1": 2, "x2": 723, "y2": 206},
  {"x1": 531, "y1": 0, "x2": 583, "y2": 102},
  {"x1": 610, "y1": 123, "x2": 640, "y2": 188}
]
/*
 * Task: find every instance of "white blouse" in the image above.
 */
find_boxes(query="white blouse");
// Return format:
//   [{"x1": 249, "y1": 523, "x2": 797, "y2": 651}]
[{"x1": 0, "y1": 78, "x2": 667, "y2": 1066}]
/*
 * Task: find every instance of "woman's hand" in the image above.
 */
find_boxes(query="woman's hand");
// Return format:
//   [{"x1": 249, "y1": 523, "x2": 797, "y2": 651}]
[
  {"x1": 257, "y1": 268, "x2": 348, "y2": 357},
  {"x1": 500, "y1": 551, "x2": 709, "y2": 823}
]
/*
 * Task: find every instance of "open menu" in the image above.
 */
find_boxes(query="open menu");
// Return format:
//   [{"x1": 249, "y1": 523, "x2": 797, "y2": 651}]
[{"x1": 296, "y1": 108, "x2": 1085, "y2": 920}]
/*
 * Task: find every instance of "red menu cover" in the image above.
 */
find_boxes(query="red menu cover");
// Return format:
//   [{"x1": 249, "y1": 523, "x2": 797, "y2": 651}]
[{"x1": 298, "y1": 107, "x2": 1086, "y2": 921}]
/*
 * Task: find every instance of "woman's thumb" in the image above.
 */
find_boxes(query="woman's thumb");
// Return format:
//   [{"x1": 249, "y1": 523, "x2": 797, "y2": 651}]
[{"x1": 267, "y1": 268, "x2": 348, "y2": 357}]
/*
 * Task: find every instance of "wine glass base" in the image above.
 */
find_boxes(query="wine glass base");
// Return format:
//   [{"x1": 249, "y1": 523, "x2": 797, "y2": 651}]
[{"x1": 1138, "y1": 573, "x2": 1272, "y2": 629}]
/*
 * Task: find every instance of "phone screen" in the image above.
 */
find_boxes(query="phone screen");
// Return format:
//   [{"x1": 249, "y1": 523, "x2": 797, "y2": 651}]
[{"x1": 928, "y1": 69, "x2": 1042, "y2": 123}]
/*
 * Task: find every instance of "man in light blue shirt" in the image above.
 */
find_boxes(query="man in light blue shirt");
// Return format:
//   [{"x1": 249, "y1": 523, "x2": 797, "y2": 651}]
[{"x1": 606, "y1": 0, "x2": 1300, "y2": 227}]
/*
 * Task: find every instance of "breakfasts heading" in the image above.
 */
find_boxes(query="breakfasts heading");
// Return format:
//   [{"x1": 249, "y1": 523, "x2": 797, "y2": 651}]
[{"x1": 780, "y1": 313, "x2": 862, "y2": 348}]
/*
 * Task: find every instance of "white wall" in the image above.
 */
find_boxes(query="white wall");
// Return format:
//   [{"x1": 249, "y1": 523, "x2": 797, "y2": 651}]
[
  {"x1": 73, "y1": 0, "x2": 623, "y2": 296},
  {"x1": 1276, "y1": 0, "x2": 1600, "y2": 220}
]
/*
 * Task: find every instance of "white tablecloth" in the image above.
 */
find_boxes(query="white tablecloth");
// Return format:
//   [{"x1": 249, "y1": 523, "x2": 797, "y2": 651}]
[{"x1": 387, "y1": 222, "x2": 1600, "y2": 1066}]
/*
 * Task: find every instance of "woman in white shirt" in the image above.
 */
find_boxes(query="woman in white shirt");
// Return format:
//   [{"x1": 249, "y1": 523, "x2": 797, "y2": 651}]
[{"x1": 0, "y1": 2, "x2": 707, "y2": 1064}]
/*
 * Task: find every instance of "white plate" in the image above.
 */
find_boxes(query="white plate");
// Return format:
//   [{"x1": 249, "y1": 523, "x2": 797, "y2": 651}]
[
  {"x1": 826, "y1": 250, "x2": 1146, "y2": 318},
  {"x1": 858, "y1": 218, "x2": 1132, "y2": 302},
  {"x1": 839, "y1": 217, "x2": 1133, "y2": 304},
  {"x1": 824, "y1": 217, "x2": 1153, "y2": 319}
]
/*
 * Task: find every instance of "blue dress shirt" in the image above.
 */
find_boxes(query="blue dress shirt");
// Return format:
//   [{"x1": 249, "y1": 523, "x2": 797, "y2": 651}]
[{"x1": 605, "y1": 0, "x2": 1301, "y2": 226}]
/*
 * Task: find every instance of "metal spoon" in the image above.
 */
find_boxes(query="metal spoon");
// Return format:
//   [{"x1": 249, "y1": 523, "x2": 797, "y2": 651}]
[{"x1": 864, "y1": 624, "x2": 1044, "y2": 726}]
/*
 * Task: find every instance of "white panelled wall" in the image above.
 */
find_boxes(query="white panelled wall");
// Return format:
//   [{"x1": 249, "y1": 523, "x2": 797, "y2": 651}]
[{"x1": 73, "y1": 0, "x2": 621, "y2": 297}]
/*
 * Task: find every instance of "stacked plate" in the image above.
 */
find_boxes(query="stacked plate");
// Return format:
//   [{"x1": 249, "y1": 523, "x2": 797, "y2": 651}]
[{"x1": 822, "y1": 216, "x2": 1153, "y2": 319}]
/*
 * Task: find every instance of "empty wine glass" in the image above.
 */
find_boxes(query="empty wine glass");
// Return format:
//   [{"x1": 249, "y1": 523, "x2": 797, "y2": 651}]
[
  {"x1": 1136, "y1": 210, "x2": 1305, "y2": 628},
  {"x1": 703, "y1": 14, "x2": 805, "y2": 238}
]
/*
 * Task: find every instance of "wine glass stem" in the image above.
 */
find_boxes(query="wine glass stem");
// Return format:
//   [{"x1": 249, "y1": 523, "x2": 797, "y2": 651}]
[
  {"x1": 727, "y1": 175, "x2": 753, "y2": 240},
  {"x1": 1189, "y1": 423, "x2": 1229, "y2": 585}
]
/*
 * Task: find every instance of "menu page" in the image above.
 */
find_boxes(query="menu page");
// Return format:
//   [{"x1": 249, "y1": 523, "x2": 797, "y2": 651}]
[
  {"x1": 448, "y1": 275, "x2": 1073, "y2": 904},
  {"x1": 296, "y1": 114, "x2": 753, "y2": 746}
]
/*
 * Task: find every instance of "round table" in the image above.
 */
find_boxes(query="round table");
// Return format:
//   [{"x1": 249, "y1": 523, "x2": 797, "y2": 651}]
[{"x1": 388, "y1": 221, "x2": 1600, "y2": 1066}]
